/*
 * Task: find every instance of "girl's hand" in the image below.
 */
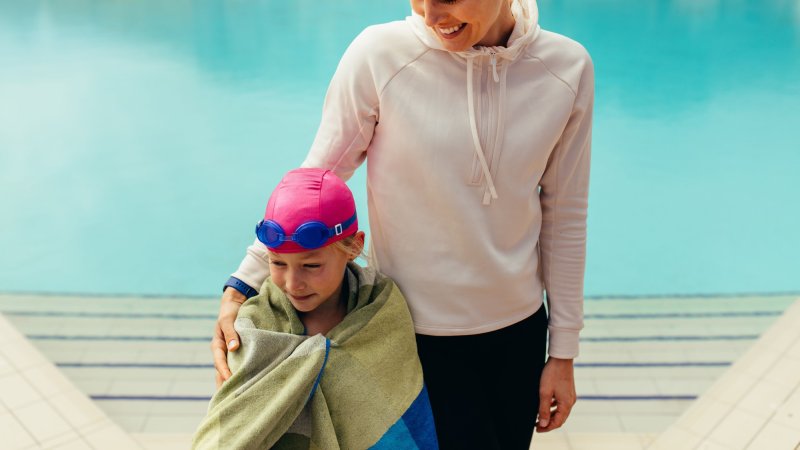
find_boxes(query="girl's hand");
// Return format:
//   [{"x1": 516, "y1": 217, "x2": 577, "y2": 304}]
[
  {"x1": 212, "y1": 288, "x2": 246, "y2": 388},
  {"x1": 536, "y1": 357, "x2": 577, "y2": 433}
]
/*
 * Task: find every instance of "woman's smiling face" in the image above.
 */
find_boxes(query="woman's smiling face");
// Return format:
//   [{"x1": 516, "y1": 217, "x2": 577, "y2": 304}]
[{"x1": 411, "y1": 0, "x2": 516, "y2": 51}]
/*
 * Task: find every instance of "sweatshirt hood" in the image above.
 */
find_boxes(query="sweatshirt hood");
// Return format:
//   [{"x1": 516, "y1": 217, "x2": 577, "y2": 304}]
[{"x1": 406, "y1": 0, "x2": 540, "y2": 205}]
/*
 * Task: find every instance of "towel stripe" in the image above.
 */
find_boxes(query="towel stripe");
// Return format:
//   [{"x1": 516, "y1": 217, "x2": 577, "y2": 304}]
[{"x1": 306, "y1": 338, "x2": 331, "y2": 404}]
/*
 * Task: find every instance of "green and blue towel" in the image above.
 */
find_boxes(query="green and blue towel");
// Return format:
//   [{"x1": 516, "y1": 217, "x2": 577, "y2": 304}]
[{"x1": 193, "y1": 262, "x2": 438, "y2": 449}]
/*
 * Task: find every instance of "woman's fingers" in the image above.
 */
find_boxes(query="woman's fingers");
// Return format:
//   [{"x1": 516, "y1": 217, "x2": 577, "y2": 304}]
[
  {"x1": 215, "y1": 369, "x2": 225, "y2": 390},
  {"x1": 537, "y1": 392, "x2": 554, "y2": 430},
  {"x1": 536, "y1": 397, "x2": 572, "y2": 432},
  {"x1": 212, "y1": 289, "x2": 246, "y2": 386},
  {"x1": 219, "y1": 308, "x2": 241, "y2": 353},
  {"x1": 212, "y1": 322, "x2": 233, "y2": 382},
  {"x1": 536, "y1": 357, "x2": 577, "y2": 433},
  {"x1": 548, "y1": 398, "x2": 573, "y2": 431}
]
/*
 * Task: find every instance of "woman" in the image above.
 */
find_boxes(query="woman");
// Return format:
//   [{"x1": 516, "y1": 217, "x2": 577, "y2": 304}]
[{"x1": 214, "y1": 0, "x2": 593, "y2": 448}]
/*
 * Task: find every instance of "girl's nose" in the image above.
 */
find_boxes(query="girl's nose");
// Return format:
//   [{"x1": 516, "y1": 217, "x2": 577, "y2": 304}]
[{"x1": 285, "y1": 270, "x2": 306, "y2": 293}]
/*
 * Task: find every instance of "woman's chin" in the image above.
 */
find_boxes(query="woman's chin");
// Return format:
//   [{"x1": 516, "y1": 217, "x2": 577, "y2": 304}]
[{"x1": 438, "y1": 37, "x2": 471, "y2": 52}]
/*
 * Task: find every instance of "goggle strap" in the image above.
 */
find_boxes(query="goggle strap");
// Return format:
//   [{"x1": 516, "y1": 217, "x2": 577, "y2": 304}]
[
  {"x1": 328, "y1": 212, "x2": 356, "y2": 238},
  {"x1": 337, "y1": 212, "x2": 357, "y2": 236}
]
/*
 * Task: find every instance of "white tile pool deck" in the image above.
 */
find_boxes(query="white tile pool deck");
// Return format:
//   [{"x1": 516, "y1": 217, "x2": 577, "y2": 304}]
[
  {"x1": 0, "y1": 313, "x2": 139, "y2": 449},
  {"x1": 649, "y1": 299, "x2": 800, "y2": 450},
  {"x1": 1, "y1": 292, "x2": 798, "y2": 449}
]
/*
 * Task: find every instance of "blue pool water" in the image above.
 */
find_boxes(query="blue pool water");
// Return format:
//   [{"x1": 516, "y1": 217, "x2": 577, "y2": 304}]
[{"x1": 1, "y1": 0, "x2": 798, "y2": 297}]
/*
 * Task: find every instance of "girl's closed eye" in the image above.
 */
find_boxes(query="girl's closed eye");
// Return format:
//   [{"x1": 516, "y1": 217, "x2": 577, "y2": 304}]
[{"x1": 269, "y1": 260, "x2": 287, "y2": 267}]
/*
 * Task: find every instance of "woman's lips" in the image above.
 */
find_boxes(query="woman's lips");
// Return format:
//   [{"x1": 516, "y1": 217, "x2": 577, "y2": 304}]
[{"x1": 437, "y1": 23, "x2": 466, "y2": 40}]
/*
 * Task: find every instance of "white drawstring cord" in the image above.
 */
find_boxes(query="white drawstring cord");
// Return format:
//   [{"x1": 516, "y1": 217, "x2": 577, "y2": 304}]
[
  {"x1": 490, "y1": 52, "x2": 499, "y2": 83},
  {"x1": 484, "y1": 61, "x2": 508, "y2": 204},
  {"x1": 466, "y1": 57, "x2": 499, "y2": 205}
]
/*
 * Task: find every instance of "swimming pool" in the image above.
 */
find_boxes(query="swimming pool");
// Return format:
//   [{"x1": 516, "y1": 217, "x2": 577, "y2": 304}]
[{"x1": 1, "y1": 0, "x2": 798, "y2": 297}]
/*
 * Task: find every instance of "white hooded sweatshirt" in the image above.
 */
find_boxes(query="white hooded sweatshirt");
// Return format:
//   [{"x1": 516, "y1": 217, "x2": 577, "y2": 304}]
[{"x1": 234, "y1": 0, "x2": 593, "y2": 359}]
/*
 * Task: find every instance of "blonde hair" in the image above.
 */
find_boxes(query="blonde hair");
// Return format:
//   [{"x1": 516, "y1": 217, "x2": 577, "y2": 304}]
[{"x1": 331, "y1": 234, "x2": 366, "y2": 261}]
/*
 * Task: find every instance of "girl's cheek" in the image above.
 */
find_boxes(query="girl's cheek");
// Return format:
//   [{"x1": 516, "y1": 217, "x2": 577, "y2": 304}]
[
  {"x1": 271, "y1": 268, "x2": 288, "y2": 285},
  {"x1": 272, "y1": 274, "x2": 285, "y2": 287}
]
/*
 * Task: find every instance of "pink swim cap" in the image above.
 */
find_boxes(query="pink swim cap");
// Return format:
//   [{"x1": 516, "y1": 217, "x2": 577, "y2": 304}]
[{"x1": 258, "y1": 168, "x2": 358, "y2": 253}]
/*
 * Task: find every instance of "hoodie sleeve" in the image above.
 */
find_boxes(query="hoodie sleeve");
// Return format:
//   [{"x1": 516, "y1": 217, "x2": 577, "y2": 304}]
[
  {"x1": 538, "y1": 50, "x2": 594, "y2": 359},
  {"x1": 231, "y1": 27, "x2": 383, "y2": 290},
  {"x1": 231, "y1": 238, "x2": 271, "y2": 292},
  {"x1": 301, "y1": 26, "x2": 383, "y2": 180}
]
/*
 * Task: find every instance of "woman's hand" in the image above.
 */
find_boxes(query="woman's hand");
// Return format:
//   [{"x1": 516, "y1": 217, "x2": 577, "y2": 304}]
[
  {"x1": 212, "y1": 288, "x2": 246, "y2": 388},
  {"x1": 536, "y1": 357, "x2": 577, "y2": 433}
]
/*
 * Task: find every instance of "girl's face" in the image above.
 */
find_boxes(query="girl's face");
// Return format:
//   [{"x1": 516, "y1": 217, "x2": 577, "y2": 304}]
[
  {"x1": 268, "y1": 232, "x2": 363, "y2": 315},
  {"x1": 411, "y1": 0, "x2": 515, "y2": 52}
]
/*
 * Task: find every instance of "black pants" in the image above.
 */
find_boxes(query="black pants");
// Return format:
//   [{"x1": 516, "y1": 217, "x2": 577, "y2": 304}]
[{"x1": 415, "y1": 305, "x2": 548, "y2": 450}]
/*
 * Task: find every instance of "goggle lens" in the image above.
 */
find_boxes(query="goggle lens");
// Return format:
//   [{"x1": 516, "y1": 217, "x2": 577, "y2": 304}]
[
  {"x1": 255, "y1": 221, "x2": 286, "y2": 248},
  {"x1": 294, "y1": 222, "x2": 329, "y2": 249}
]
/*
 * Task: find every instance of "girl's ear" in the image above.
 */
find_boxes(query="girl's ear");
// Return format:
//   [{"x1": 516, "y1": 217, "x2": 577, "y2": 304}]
[{"x1": 351, "y1": 231, "x2": 366, "y2": 260}]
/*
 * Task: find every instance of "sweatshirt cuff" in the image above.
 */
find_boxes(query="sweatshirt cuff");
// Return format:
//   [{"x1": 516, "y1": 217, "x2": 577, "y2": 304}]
[{"x1": 547, "y1": 327, "x2": 580, "y2": 359}]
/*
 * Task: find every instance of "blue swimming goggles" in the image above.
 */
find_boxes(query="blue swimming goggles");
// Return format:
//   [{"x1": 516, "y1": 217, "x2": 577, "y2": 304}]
[{"x1": 256, "y1": 212, "x2": 357, "y2": 250}]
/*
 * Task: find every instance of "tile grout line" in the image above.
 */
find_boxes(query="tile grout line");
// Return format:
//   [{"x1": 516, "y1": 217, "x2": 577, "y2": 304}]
[
  {"x1": 691, "y1": 299, "x2": 800, "y2": 448},
  {"x1": 742, "y1": 310, "x2": 800, "y2": 449}
]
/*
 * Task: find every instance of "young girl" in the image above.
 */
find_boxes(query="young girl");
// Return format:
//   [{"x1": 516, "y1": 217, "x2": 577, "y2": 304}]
[{"x1": 194, "y1": 168, "x2": 437, "y2": 449}]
